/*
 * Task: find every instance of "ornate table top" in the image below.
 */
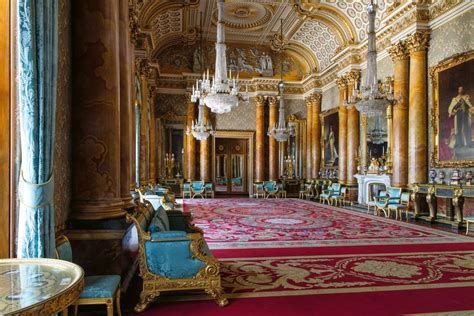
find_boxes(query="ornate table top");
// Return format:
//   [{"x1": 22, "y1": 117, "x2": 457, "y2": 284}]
[{"x1": 0, "y1": 258, "x2": 84, "y2": 315}]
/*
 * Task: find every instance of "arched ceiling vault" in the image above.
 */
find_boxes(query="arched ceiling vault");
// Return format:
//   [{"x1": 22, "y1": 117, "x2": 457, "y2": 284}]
[{"x1": 134, "y1": 0, "x2": 393, "y2": 78}]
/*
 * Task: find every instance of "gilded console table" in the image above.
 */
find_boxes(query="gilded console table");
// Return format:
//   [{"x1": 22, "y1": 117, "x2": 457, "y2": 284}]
[
  {"x1": 0, "y1": 258, "x2": 84, "y2": 315},
  {"x1": 281, "y1": 179, "x2": 304, "y2": 198},
  {"x1": 411, "y1": 184, "x2": 473, "y2": 229}
]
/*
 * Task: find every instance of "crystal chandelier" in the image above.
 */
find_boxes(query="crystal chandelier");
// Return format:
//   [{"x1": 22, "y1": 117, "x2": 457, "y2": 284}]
[
  {"x1": 346, "y1": 0, "x2": 398, "y2": 117},
  {"x1": 187, "y1": 13, "x2": 215, "y2": 141},
  {"x1": 191, "y1": 0, "x2": 248, "y2": 114},
  {"x1": 267, "y1": 20, "x2": 293, "y2": 142},
  {"x1": 186, "y1": 101, "x2": 215, "y2": 141}
]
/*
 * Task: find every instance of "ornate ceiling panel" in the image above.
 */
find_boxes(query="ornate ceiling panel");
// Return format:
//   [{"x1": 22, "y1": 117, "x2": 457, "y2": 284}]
[
  {"x1": 291, "y1": 20, "x2": 341, "y2": 71},
  {"x1": 213, "y1": 2, "x2": 273, "y2": 30},
  {"x1": 150, "y1": 8, "x2": 183, "y2": 45}
]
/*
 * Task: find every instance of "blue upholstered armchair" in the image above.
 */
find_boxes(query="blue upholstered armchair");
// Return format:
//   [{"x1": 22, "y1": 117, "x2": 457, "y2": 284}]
[
  {"x1": 126, "y1": 202, "x2": 227, "y2": 312},
  {"x1": 182, "y1": 182, "x2": 192, "y2": 198},
  {"x1": 205, "y1": 183, "x2": 215, "y2": 198},
  {"x1": 375, "y1": 187, "x2": 402, "y2": 217},
  {"x1": 254, "y1": 182, "x2": 265, "y2": 198},
  {"x1": 319, "y1": 183, "x2": 341, "y2": 205},
  {"x1": 191, "y1": 181, "x2": 206, "y2": 199},
  {"x1": 263, "y1": 181, "x2": 279, "y2": 198}
]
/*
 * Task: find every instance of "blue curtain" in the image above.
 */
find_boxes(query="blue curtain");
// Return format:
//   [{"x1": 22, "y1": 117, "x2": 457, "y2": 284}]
[{"x1": 16, "y1": 0, "x2": 58, "y2": 258}]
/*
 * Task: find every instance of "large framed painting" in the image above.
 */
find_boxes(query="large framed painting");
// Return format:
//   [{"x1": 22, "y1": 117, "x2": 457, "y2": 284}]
[
  {"x1": 321, "y1": 108, "x2": 339, "y2": 167},
  {"x1": 430, "y1": 51, "x2": 474, "y2": 168}
]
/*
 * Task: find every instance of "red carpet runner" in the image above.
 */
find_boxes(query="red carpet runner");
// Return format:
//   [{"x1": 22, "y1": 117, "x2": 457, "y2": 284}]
[{"x1": 139, "y1": 198, "x2": 474, "y2": 316}]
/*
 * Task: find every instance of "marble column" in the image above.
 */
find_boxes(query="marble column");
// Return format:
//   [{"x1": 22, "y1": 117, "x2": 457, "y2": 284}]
[
  {"x1": 71, "y1": 0, "x2": 124, "y2": 220},
  {"x1": 268, "y1": 96, "x2": 278, "y2": 180},
  {"x1": 148, "y1": 86, "x2": 157, "y2": 183},
  {"x1": 346, "y1": 71, "x2": 360, "y2": 187},
  {"x1": 200, "y1": 106, "x2": 210, "y2": 182},
  {"x1": 186, "y1": 94, "x2": 196, "y2": 181},
  {"x1": 388, "y1": 41, "x2": 410, "y2": 187},
  {"x1": 305, "y1": 97, "x2": 313, "y2": 179},
  {"x1": 407, "y1": 32, "x2": 430, "y2": 185},
  {"x1": 255, "y1": 96, "x2": 265, "y2": 182},
  {"x1": 336, "y1": 77, "x2": 348, "y2": 184},
  {"x1": 137, "y1": 59, "x2": 151, "y2": 185},
  {"x1": 311, "y1": 94, "x2": 322, "y2": 178},
  {"x1": 119, "y1": 0, "x2": 132, "y2": 205}
]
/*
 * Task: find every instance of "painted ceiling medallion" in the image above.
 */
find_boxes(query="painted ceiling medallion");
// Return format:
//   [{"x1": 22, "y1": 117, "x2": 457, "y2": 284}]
[{"x1": 212, "y1": 2, "x2": 272, "y2": 30}]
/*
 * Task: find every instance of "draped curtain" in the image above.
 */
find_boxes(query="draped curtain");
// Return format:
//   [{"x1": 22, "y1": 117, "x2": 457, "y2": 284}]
[{"x1": 16, "y1": 0, "x2": 58, "y2": 258}]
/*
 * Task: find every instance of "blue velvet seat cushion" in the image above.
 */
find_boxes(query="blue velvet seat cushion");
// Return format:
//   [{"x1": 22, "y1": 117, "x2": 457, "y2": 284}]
[
  {"x1": 145, "y1": 237, "x2": 206, "y2": 279},
  {"x1": 150, "y1": 231, "x2": 187, "y2": 240},
  {"x1": 80, "y1": 275, "x2": 120, "y2": 299}
]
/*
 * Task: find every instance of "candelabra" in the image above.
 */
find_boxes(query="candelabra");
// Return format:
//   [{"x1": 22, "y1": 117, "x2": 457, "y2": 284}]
[{"x1": 164, "y1": 153, "x2": 175, "y2": 179}]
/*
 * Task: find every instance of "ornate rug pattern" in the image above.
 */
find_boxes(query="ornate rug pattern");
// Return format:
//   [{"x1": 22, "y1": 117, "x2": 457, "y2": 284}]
[
  {"x1": 220, "y1": 251, "x2": 474, "y2": 298},
  {"x1": 184, "y1": 198, "x2": 472, "y2": 249}
]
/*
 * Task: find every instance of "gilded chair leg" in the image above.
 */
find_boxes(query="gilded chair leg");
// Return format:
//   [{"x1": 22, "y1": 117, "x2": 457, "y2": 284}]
[
  {"x1": 206, "y1": 286, "x2": 229, "y2": 307},
  {"x1": 134, "y1": 292, "x2": 160, "y2": 313},
  {"x1": 116, "y1": 287, "x2": 122, "y2": 316},
  {"x1": 73, "y1": 303, "x2": 78, "y2": 316},
  {"x1": 106, "y1": 302, "x2": 113, "y2": 316}
]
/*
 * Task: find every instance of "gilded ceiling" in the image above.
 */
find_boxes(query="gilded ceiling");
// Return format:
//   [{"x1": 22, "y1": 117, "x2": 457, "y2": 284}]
[{"x1": 131, "y1": 0, "x2": 466, "y2": 85}]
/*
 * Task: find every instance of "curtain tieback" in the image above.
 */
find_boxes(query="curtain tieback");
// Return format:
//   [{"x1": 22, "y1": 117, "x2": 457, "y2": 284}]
[{"x1": 19, "y1": 172, "x2": 54, "y2": 208}]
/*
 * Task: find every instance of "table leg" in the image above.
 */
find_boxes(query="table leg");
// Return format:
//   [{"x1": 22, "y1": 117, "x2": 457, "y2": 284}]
[{"x1": 426, "y1": 192, "x2": 437, "y2": 222}]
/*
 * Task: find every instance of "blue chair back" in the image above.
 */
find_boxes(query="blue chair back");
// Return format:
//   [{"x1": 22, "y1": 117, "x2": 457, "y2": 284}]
[
  {"x1": 263, "y1": 181, "x2": 277, "y2": 192},
  {"x1": 55, "y1": 236, "x2": 73, "y2": 262},
  {"x1": 205, "y1": 183, "x2": 214, "y2": 190},
  {"x1": 400, "y1": 192, "x2": 410, "y2": 204},
  {"x1": 387, "y1": 187, "x2": 402, "y2": 199},
  {"x1": 192, "y1": 181, "x2": 205, "y2": 191},
  {"x1": 332, "y1": 183, "x2": 341, "y2": 193},
  {"x1": 183, "y1": 183, "x2": 192, "y2": 191}
]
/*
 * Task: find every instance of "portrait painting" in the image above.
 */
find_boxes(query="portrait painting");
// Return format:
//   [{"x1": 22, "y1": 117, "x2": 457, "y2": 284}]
[
  {"x1": 321, "y1": 109, "x2": 339, "y2": 167},
  {"x1": 431, "y1": 51, "x2": 474, "y2": 167}
]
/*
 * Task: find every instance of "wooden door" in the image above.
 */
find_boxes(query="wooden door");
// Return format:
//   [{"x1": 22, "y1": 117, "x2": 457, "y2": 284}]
[{"x1": 215, "y1": 138, "x2": 248, "y2": 195}]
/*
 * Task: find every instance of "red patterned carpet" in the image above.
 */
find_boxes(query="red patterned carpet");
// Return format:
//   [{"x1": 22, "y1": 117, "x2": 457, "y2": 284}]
[
  {"x1": 138, "y1": 198, "x2": 474, "y2": 315},
  {"x1": 183, "y1": 198, "x2": 472, "y2": 249}
]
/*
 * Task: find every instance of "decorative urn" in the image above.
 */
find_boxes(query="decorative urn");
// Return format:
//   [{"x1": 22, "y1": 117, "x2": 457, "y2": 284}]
[
  {"x1": 465, "y1": 171, "x2": 473, "y2": 185},
  {"x1": 438, "y1": 171, "x2": 446, "y2": 184},
  {"x1": 450, "y1": 169, "x2": 462, "y2": 185}
]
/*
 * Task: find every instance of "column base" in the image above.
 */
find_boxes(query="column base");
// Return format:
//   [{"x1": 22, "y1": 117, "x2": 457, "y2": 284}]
[{"x1": 70, "y1": 198, "x2": 125, "y2": 220}]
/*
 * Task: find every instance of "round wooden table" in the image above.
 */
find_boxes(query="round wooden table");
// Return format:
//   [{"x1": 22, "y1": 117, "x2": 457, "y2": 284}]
[{"x1": 0, "y1": 258, "x2": 84, "y2": 315}]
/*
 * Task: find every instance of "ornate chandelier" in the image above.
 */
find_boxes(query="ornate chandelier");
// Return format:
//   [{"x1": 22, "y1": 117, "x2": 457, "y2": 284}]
[
  {"x1": 191, "y1": 0, "x2": 248, "y2": 114},
  {"x1": 268, "y1": 20, "x2": 293, "y2": 142},
  {"x1": 186, "y1": 101, "x2": 215, "y2": 141},
  {"x1": 346, "y1": 0, "x2": 398, "y2": 117},
  {"x1": 187, "y1": 13, "x2": 215, "y2": 141}
]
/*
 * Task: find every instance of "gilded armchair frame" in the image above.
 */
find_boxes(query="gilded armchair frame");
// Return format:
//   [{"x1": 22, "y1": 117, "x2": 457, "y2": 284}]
[{"x1": 125, "y1": 203, "x2": 227, "y2": 312}]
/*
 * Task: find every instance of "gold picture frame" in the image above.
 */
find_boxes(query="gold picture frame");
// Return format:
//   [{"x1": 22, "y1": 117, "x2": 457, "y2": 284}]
[
  {"x1": 430, "y1": 50, "x2": 474, "y2": 168},
  {"x1": 320, "y1": 108, "x2": 339, "y2": 168}
]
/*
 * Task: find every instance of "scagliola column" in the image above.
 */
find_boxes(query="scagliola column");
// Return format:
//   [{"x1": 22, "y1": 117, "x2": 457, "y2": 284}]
[
  {"x1": 129, "y1": 7, "x2": 138, "y2": 188},
  {"x1": 346, "y1": 71, "x2": 360, "y2": 187},
  {"x1": 137, "y1": 59, "x2": 151, "y2": 185},
  {"x1": 255, "y1": 96, "x2": 265, "y2": 182},
  {"x1": 268, "y1": 96, "x2": 278, "y2": 180},
  {"x1": 119, "y1": 0, "x2": 132, "y2": 205},
  {"x1": 388, "y1": 41, "x2": 410, "y2": 187},
  {"x1": 186, "y1": 94, "x2": 196, "y2": 181},
  {"x1": 148, "y1": 86, "x2": 157, "y2": 183},
  {"x1": 305, "y1": 97, "x2": 313, "y2": 179},
  {"x1": 200, "y1": 106, "x2": 210, "y2": 182},
  {"x1": 71, "y1": 0, "x2": 124, "y2": 219},
  {"x1": 311, "y1": 94, "x2": 322, "y2": 178},
  {"x1": 336, "y1": 77, "x2": 348, "y2": 184},
  {"x1": 407, "y1": 32, "x2": 430, "y2": 184}
]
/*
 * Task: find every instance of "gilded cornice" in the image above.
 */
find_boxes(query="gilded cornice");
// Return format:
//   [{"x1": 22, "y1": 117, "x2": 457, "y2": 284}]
[
  {"x1": 429, "y1": 0, "x2": 464, "y2": 21},
  {"x1": 184, "y1": 92, "x2": 192, "y2": 104},
  {"x1": 406, "y1": 31, "x2": 431, "y2": 53}
]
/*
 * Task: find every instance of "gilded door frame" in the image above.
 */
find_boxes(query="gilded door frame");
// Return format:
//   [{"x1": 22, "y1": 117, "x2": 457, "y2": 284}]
[{"x1": 212, "y1": 131, "x2": 255, "y2": 196}]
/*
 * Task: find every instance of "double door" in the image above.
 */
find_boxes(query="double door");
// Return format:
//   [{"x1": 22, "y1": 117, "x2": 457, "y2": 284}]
[{"x1": 215, "y1": 138, "x2": 248, "y2": 194}]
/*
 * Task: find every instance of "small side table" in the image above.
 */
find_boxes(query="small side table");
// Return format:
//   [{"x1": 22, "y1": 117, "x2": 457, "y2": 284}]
[
  {"x1": 0, "y1": 258, "x2": 84, "y2": 315},
  {"x1": 466, "y1": 216, "x2": 474, "y2": 236}
]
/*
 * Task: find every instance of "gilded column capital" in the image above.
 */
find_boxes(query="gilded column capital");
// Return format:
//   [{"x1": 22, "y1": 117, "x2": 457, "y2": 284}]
[
  {"x1": 305, "y1": 96, "x2": 314, "y2": 107},
  {"x1": 255, "y1": 96, "x2": 265, "y2": 106},
  {"x1": 128, "y1": 7, "x2": 139, "y2": 45},
  {"x1": 335, "y1": 76, "x2": 347, "y2": 89},
  {"x1": 406, "y1": 31, "x2": 430, "y2": 53},
  {"x1": 388, "y1": 41, "x2": 409, "y2": 61},
  {"x1": 136, "y1": 58, "x2": 152, "y2": 79},
  {"x1": 311, "y1": 93, "x2": 322, "y2": 106},
  {"x1": 268, "y1": 96, "x2": 278, "y2": 107},
  {"x1": 345, "y1": 70, "x2": 361, "y2": 85}
]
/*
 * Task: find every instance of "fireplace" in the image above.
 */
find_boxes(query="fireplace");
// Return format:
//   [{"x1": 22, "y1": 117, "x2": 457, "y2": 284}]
[{"x1": 354, "y1": 174, "x2": 392, "y2": 205}]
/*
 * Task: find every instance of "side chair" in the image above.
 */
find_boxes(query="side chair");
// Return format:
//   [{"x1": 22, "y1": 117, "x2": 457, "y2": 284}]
[{"x1": 55, "y1": 236, "x2": 121, "y2": 316}]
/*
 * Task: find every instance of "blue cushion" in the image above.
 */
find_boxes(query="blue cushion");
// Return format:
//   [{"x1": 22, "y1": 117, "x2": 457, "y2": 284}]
[
  {"x1": 80, "y1": 275, "x2": 120, "y2": 299},
  {"x1": 145, "y1": 239, "x2": 206, "y2": 279}
]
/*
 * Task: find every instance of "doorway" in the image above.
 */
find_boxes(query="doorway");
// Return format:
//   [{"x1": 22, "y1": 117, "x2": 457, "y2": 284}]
[{"x1": 212, "y1": 131, "x2": 254, "y2": 196}]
